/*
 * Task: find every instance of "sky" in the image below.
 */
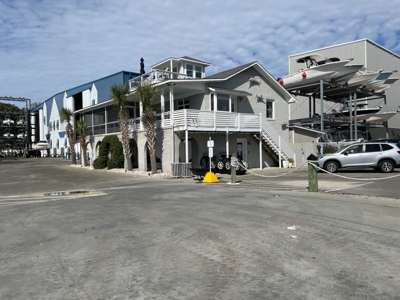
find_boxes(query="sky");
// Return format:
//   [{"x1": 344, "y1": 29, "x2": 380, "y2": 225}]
[{"x1": 1, "y1": 0, "x2": 400, "y2": 108}]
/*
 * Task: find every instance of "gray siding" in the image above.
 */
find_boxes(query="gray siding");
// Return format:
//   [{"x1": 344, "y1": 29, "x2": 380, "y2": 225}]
[
  {"x1": 206, "y1": 67, "x2": 290, "y2": 140},
  {"x1": 366, "y1": 42, "x2": 400, "y2": 129}
]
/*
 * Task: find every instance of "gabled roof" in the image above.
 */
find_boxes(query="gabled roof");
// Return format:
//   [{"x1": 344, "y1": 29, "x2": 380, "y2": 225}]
[
  {"x1": 151, "y1": 56, "x2": 211, "y2": 69},
  {"x1": 181, "y1": 56, "x2": 210, "y2": 65},
  {"x1": 204, "y1": 61, "x2": 297, "y2": 103},
  {"x1": 204, "y1": 62, "x2": 255, "y2": 80}
]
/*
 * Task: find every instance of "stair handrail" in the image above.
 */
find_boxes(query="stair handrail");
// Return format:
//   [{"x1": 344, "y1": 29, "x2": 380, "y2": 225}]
[{"x1": 260, "y1": 116, "x2": 294, "y2": 160}]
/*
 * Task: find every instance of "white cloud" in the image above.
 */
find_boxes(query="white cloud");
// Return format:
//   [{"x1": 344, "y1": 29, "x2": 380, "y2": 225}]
[{"x1": 1, "y1": 0, "x2": 400, "y2": 106}]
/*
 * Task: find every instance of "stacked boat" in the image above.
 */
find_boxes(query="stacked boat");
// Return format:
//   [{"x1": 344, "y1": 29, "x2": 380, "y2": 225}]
[{"x1": 278, "y1": 53, "x2": 398, "y2": 92}]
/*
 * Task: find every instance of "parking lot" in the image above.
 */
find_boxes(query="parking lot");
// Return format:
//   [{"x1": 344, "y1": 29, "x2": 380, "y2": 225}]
[{"x1": 1, "y1": 157, "x2": 400, "y2": 299}]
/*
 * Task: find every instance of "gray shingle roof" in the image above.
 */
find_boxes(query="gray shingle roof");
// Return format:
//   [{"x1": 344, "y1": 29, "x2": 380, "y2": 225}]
[
  {"x1": 181, "y1": 56, "x2": 210, "y2": 65},
  {"x1": 205, "y1": 62, "x2": 256, "y2": 80}
]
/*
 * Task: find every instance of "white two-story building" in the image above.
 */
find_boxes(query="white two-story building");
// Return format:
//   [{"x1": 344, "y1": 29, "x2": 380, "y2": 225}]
[{"x1": 32, "y1": 56, "x2": 299, "y2": 174}]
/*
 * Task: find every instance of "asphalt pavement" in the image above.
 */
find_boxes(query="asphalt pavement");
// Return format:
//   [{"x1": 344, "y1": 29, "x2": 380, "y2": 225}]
[{"x1": 1, "y1": 157, "x2": 400, "y2": 299}]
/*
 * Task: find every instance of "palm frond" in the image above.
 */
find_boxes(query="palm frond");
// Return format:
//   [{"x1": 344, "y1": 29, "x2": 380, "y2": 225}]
[
  {"x1": 135, "y1": 82, "x2": 159, "y2": 108},
  {"x1": 110, "y1": 83, "x2": 129, "y2": 109},
  {"x1": 60, "y1": 108, "x2": 73, "y2": 123}
]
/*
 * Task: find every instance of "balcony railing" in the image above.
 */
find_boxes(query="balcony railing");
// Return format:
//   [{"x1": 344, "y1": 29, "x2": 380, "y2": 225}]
[{"x1": 129, "y1": 69, "x2": 193, "y2": 91}]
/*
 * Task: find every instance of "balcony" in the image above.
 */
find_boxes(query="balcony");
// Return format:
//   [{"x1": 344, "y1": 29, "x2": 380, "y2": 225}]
[{"x1": 129, "y1": 69, "x2": 193, "y2": 91}]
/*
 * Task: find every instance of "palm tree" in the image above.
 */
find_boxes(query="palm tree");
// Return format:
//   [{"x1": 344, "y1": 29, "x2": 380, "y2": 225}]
[
  {"x1": 135, "y1": 82, "x2": 159, "y2": 174},
  {"x1": 76, "y1": 120, "x2": 88, "y2": 166},
  {"x1": 109, "y1": 83, "x2": 132, "y2": 171},
  {"x1": 60, "y1": 107, "x2": 77, "y2": 164}
]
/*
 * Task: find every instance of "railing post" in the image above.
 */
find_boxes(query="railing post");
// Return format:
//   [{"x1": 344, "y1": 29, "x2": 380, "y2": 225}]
[
  {"x1": 308, "y1": 161, "x2": 318, "y2": 192},
  {"x1": 214, "y1": 111, "x2": 216, "y2": 131},
  {"x1": 184, "y1": 109, "x2": 188, "y2": 130},
  {"x1": 238, "y1": 113, "x2": 241, "y2": 131},
  {"x1": 279, "y1": 136, "x2": 281, "y2": 168}
]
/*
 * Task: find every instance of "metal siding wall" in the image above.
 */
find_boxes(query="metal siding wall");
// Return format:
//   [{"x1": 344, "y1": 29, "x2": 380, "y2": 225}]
[
  {"x1": 366, "y1": 41, "x2": 400, "y2": 129},
  {"x1": 289, "y1": 40, "x2": 367, "y2": 74}
]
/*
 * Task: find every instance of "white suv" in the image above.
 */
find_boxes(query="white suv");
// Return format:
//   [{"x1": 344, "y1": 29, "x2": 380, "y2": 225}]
[{"x1": 318, "y1": 142, "x2": 400, "y2": 173}]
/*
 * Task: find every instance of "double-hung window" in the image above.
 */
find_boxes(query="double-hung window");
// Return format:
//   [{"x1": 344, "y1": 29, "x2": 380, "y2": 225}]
[
  {"x1": 266, "y1": 100, "x2": 274, "y2": 119},
  {"x1": 186, "y1": 64, "x2": 193, "y2": 77}
]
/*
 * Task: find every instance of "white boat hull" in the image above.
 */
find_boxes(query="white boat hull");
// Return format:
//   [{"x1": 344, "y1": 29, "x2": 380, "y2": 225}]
[
  {"x1": 363, "y1": 111, "x2": 399, "y2": 123},
  {"x1": 347, "y1": 72, "x2": 380, "y2": 88},
  {"x1": 331, "y1": 65, "x2": 364, "y2": 84},
  {"x1": 364, "y1": 71, "x2": 394, "y2": 91},
  {"x1": 280, "y1": 60, "x2": 350, "y2": 89}
]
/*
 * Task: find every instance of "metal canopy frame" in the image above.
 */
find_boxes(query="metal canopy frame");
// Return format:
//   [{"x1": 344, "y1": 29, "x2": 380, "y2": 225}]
[
  {"x1": 0, "y1": 96, "x2": 32, "y2": 149},
  {"x1": 287, "y1": 80, "x2": 388, "y2": 141}
]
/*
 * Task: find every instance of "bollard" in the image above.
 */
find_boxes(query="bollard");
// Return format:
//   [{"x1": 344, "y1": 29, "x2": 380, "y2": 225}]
[
  {"x1": 230, "y1": 155, "x2": 237, "y2": 184},
  {"x1": 308, "y1": 161, "x2": 318, "y2": 192}
]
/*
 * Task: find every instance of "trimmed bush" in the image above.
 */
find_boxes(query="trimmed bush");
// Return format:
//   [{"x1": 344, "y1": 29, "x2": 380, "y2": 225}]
[
  {"x1": 93, "y1": 135, "x2": 124, "y2": 170},
  {"x1": 317, "y1": 143, "x2": 339, "y2": 155},
  {"x1": 93, "y1": 156, "x2": 107, "y2": 169}
]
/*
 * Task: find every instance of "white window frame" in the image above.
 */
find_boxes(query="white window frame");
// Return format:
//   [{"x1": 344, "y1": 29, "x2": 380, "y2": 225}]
[{"x1": 266, "y1": 100, "x2": 274, "y2": 119}]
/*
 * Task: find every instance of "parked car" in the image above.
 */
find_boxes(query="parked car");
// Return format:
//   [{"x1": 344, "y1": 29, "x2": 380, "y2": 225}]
[{"x1": 318, "y1": 142, "x2": 400, "y2": 173}]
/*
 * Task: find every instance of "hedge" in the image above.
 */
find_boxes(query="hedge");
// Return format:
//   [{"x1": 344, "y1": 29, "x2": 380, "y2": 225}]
[{"x1": 93, "y1": 135, "x2": 124, "y2": 169}]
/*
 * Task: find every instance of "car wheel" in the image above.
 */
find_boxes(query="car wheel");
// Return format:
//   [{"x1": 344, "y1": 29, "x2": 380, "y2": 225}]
[
  {"x1": 324, "y1": 161, "x2": 339, "y2": 173},
  {"x1": 379, "y1": 160, "x2": 394, "y2": 173}
]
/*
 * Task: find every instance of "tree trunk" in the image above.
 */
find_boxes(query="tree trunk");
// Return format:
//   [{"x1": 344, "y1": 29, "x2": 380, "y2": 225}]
[
  {"x1": 66, "y1": 123, "x2": 77, "y2": 165},
  {"x1": 80, "y1": 140, "x2": 88, "y2": 166},
  {"x1": 119, "y1": 109, "x2": 133, "y2": 172}
]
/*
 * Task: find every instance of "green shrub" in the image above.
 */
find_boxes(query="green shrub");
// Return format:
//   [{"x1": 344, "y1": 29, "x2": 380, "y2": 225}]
[
  {"x1": 317, "y1": 143, "x2": 339, "y2": 155},
  {"x1": 93, "y1": 156, "x2": 107, "y2": 169},
  {"x1": 94, "y1": 135, "x2": 124, "y2": 170}
]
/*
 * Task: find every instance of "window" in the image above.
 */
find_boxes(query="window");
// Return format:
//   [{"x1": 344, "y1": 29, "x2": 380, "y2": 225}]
[
  {"x1": 266, "y1": 100, "x2": 274, "y2": 119},
  {"x1": 195, "y1": 66, "x2": 202, "y2": 78},
  {"x1": 365, "y1": 144, "x2": 381, "y2": 152},
  {"x1": 177, "y1": 98, "x2": 189, "y2": 110},
  {"x1": 84, "y1": 112, "x2": 92, "y2": 126},
  {"x1": 106, "y1": 106, "x2": 118, "y2": 123},
  {"x1": 186, "y1": 64, "x2": 193, "y2": 77},
  {"x1": 211, "y1": 94, "x2": 214, "y2": 111},
  {"x1": 381, "y1": 144, "x2": 393, "y2": 151},
  {"x1": 346, "y1": 144, "x2": 363, "y2": 154},
  {"x1": 217, "y1": 94, "x2": 229, "y2": 111},
  {"x1": 232, "y1": 97, "x2": 238, "y2": 112},
  {"x1": 186, "y1": 64, "x2": 202, "y2": 78},
  {"x1": 93, "y1": 108, "x2": 105, "y2": 125}
]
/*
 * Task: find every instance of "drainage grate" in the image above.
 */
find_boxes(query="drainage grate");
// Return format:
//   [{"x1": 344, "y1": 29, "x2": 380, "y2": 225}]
[{"x1": 45, "y1": 191, "x2": 89, "y2": 196}]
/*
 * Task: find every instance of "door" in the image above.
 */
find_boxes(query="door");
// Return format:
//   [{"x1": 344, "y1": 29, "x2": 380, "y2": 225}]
[
  {"x1": 340, "y1": 144, "x2": 364, "y2": 167},
  {"x1": 363, "y1": 143, "x2": 382, "y2": 166},
  {"x1": 237, "y1": 138, "x2": 247, "y2": 161}
]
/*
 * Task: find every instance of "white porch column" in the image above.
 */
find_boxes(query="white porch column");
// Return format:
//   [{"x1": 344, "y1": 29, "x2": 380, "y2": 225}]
[
  {"x1": 185, "y1": 129, "x2": 189, "y2": 163},
  {"x1": 170, "y1": 85, "x2": 174, "y2": 124},
  {"x1": 160, "y1": 88, "x2": 165, "y2": 127},
  {"x1": 229, "y1": 95, "x2": 232, "y2": 112},
  {"x1": 139, "y1": 101, "x2": 143, "y2": 130}
]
